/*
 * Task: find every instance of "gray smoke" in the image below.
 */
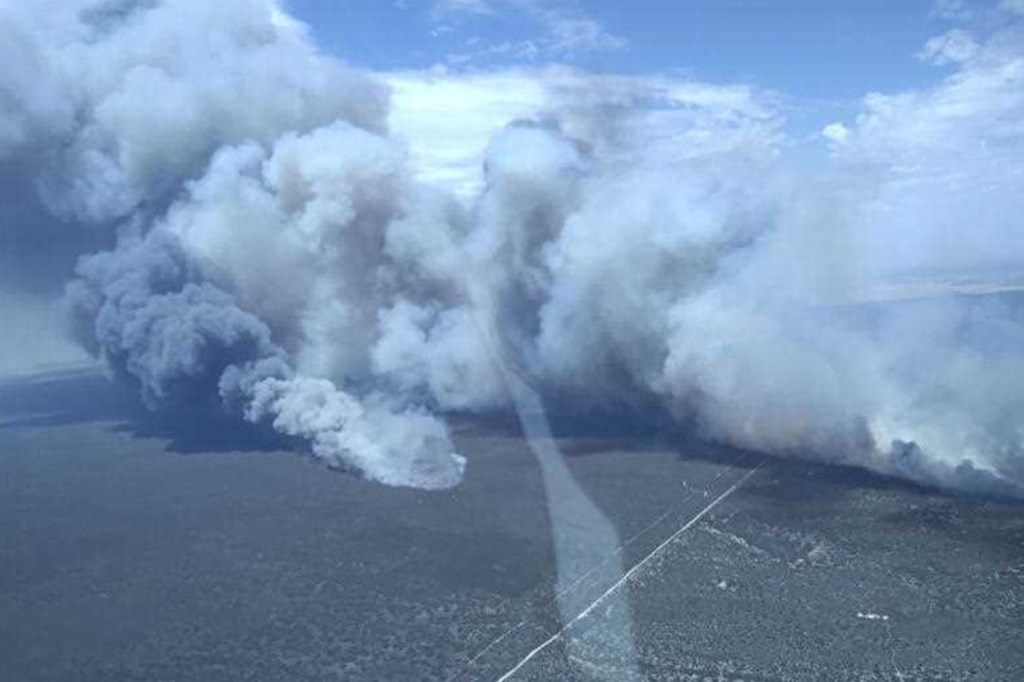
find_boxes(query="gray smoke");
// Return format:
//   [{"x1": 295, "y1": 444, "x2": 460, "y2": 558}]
[
  {"x1": 2, "y1": 0, "x2": 1023, "y2": 494},
  {"x1": 2, "y1": 0, "x2": 464, "y2": 489}
]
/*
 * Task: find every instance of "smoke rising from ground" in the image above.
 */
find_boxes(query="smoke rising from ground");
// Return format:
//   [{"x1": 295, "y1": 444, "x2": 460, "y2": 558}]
[{"x1": 2, "y1": 0, "x2": 1023, "y2": 493}]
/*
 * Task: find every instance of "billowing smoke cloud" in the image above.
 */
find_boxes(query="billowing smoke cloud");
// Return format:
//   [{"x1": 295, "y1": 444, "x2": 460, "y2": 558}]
[
  {"x1": 1, "y1": 0, "x2": 464, "y2": 489},
  {"x1": 2, "y1": 0, "x2": 1023, "y2": 495}
]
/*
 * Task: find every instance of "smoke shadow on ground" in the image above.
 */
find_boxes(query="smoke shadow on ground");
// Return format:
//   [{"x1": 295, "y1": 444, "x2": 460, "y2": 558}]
[
  {"x1": 111, "y1": 410, "x2": 292, "y2": 454},
  {"x1": 0, "y1": 366, "x2": 288, "y2": 454},
  {"x1": 464, "y1": 395, "x2": 1024, "y2": 512},
  {"x1": 448, "y1": 395, "x2": 678, "y2": 448},
  {"x1": 2, "y1": 366, "x2": 1016, "y2": 505},
  {"x1": 453, "y1": 396, "x2": 1024, "y2": 511}
]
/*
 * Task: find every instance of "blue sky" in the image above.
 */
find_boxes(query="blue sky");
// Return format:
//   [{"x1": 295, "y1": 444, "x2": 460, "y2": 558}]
[{"x1": 287, "y1": 0, "x2": 955, "y2": 99}]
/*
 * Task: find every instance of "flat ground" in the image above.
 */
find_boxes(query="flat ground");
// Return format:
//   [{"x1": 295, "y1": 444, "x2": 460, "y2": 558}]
[{"x1": 2, "y1": 368, "x2": 1023, "y2": 681}]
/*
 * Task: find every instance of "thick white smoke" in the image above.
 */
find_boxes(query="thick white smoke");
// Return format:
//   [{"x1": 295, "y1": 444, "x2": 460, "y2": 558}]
[{"x1": 2, "y1": 0, "x2": 1023, "y2": 494}]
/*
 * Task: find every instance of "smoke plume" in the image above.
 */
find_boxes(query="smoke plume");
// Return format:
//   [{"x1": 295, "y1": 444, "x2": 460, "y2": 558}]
[{"x1": 2, "y1": 0, "x2": 1023, "y2": 494}]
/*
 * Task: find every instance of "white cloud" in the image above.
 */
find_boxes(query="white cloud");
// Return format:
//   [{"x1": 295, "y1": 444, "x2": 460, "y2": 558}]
[
  {"x1": 917, "y1": 29, "x2": 978, "y2": 65},
  {"x1": 386, "y1": 66, "x2": 781, "y2": 199},
  {"x1": 829, "y1": 14, "x2": 1024, "y2": 275},
  {"x1": 536, "y1": 12, "x2": 627, "y2": 54},
  {"x1": 931, "y1": 0, "x2": 974, "y2": 21},
  {"x1": 427, "y1": 0, "x2": 626, "y2": 62},
  {"x1": 821, "y1": 122, "x2": 851, "y2": 143},
  {"x1": 386, "y1": 68, "x2": 547, "y2": 197}
]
